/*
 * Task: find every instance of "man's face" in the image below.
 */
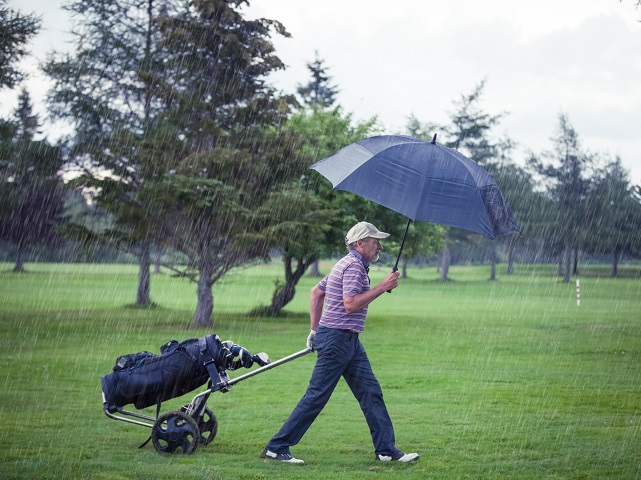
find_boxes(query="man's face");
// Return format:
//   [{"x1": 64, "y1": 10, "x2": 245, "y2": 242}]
[{"x1": 358, "y1": 237, "x2": 383, "y2": 263}]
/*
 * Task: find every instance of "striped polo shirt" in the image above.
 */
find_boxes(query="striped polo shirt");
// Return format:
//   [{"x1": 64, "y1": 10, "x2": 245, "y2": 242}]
[{"x1": 317, "y1": 251, "x2": 370, "y2": 333}]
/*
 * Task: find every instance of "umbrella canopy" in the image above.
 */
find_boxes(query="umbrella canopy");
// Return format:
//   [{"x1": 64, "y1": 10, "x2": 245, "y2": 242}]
[{"x1": 309, "y1": 134, "x2": 519, "y2": 240}]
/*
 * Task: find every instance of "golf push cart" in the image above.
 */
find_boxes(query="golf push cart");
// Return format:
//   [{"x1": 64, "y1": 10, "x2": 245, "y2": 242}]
[{"x1": 101, "y1": 333, "x2": 311, "y2": 454}]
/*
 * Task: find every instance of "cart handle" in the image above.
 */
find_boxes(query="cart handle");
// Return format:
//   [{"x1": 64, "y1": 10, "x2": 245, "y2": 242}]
[{"x1": 227, "y1": 347, "x2": 313, "y2": 387}]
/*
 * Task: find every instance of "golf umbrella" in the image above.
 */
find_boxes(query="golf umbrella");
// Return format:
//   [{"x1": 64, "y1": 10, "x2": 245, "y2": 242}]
[{"x1": 309, "y1": 134, "x2": 520, "y2": 272}]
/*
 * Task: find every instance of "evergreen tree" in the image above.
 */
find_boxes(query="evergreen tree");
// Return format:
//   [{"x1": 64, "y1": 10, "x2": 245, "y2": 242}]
[
  {"x1": 408, "y1": 81, "x2": 514, "y2": 281},
  {"x1": 0, "y1": 89, "x2": 65, "y2": 272},
  {"x1": 296, "y1": 51, "x2": 339, "y2": 109},
  {"x1": 528, "y1": 113, "x2": 594, "y2": 282},
  {"x1": 585, "y1": 157, "x2": 641, "y2": 276},
  {"x1": 141, "y1": 0, "x2": 301, "y2": 326},
  {"x1": 0, "y1": 0, "x2": 40, "y2": 90},
  {"x1": 44, "y1": 0, "x2": 186, "y2": 306}
]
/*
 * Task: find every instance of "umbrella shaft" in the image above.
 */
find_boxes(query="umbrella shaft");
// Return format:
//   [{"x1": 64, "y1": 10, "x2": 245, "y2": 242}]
[{"x1": 393, "y1": 219, "x2": 412, "y2": 273}]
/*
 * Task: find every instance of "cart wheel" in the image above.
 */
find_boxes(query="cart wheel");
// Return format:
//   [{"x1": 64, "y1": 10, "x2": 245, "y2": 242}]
[
  {"x1": 181, "y1": 405, "x2": 218, "y2": 445},
  {"x1": 196, "y1": 407, "x2": 218, "y2": 445},
  {"x1": 151, "y1": 411, "x2": 200, "y2": 455}
]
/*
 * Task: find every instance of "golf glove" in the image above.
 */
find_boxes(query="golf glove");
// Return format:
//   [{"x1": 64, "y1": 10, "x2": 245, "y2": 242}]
[{"x1": 306, "y1": 329, "x2": 316, "y2": 351}]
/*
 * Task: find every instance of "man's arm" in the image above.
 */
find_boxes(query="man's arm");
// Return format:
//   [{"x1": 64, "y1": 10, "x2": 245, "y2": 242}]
[
  {"x1": 310, "y1": 285, "x2": 325, "y2": 330},
  {"x1": 343, "y1": 271, "x2": 399, "y2": 314}
]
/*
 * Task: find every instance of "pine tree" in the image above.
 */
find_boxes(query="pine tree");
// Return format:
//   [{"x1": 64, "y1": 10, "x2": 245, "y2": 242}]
[
  {"x1": 0, "y1": 90, "x2": 65, "y2": 272},
  {"x1": 296, "y1": 51, "x2": 339, "y2": 109},
  {"x1": 44, "y1": 0, "x2": 186, "y2": 305},
  {"x1": 529, "y1": 113, "x2": 594, "y2": 282},
  {"x1": 139, "y1": 0, "x2": 301, "y2": 326},
  {"x1": 0, "y1": 0, "x2": 40, "y2": 90}
]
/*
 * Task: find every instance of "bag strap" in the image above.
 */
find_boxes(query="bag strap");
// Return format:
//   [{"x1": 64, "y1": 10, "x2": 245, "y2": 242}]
[
  {"x1": 138, "y1": 400, "x2": 162, "y2": 449},
  {"x1": 199, "y1": 336, "x2": 231, "y2": 393}
]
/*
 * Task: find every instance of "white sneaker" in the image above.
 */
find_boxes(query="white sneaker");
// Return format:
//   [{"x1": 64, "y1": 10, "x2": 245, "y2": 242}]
[
  {"x1": 261, "y1": 448, "x2": 304, "y2": 464},
  {"x1": 376, "y1": 451, "x2": 419, "y2": 462}
]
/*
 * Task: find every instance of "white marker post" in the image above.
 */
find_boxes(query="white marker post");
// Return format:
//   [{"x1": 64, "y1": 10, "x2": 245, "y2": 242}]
[{"x1": 576, "y1": 279, "x2": 581, "y2": 306}]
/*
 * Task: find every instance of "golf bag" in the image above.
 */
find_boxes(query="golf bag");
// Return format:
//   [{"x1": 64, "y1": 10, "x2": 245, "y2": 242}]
[{"x1": 100, "y1": 334, "x2": 263, "y2": 412}]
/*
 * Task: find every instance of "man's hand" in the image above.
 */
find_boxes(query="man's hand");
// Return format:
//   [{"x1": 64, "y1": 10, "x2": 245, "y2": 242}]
[
  {"x1": 344, "y1": 270, "x2": 401, "y2": 313},
  {"x1": 306, "y1": 329, "x2": 317, "y2": 351},
  {"x1": 380, "y1": 270, "x2": 400, "y2": 292}
]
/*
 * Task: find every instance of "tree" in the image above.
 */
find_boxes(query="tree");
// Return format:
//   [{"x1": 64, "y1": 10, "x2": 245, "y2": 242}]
[
  {"x1": 296, "y1": 51, "x2": 339, "y2": 109},
  {"x1": 408, "y1": 81, "x2": 513, "y2": 281},
  {"x1": 0, "y1": 89, "x2": 65, "y2": 272},
  {"x1": 295, "y1": 52, "x2": 340, "y2": 278},
  {"x1": 529, "y1": 113, "x2": 594, "y2": 282},
  {"x1": 0, "y1": 0, "x2": 40, "y2": 90},
  {"x1": 441, "y1": 81, "x2": 509, "y2": 170},
  {"x1": 44, "y1": 0, "x2": 187, "y2": 306},
  {"x1": 491, "y1": 162, "x2": 543, "y2": 274},
  {"x1": 585, "y1": 157, "x2": 641, "y2": 276},
  {"x1": 143, "y1": 0, "x2": 301, "y2": 327},
  {"x1": 257, "y1": 107, "x2": 377, "y2": 315},
  {"x1": 251, "y1": 183, "x2": 333, "y2": 315}
]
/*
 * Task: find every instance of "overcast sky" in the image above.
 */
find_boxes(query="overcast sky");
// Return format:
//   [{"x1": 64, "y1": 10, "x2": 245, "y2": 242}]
[{"x1": 3, "y1": 0, "x2": 641, "y2": 184}]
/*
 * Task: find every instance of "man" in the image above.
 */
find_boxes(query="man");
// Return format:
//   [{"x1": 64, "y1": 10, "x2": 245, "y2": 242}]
[{"x1": 261, "y1": 221, "x2": 419, "y2": 464}]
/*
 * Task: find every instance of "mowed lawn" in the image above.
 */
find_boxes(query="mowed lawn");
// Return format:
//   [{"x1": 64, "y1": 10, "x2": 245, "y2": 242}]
[{"x1": 0, "y1": 261, "x2": 640, "y2": 480}]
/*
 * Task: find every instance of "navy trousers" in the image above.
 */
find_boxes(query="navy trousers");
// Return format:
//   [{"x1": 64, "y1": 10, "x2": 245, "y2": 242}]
[{"x1": 266, "y1": 326, "x2": 400, "y2": 457}]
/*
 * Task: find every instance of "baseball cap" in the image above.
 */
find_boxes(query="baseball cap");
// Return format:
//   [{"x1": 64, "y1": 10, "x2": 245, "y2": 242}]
[{"x1": 345, "y1": 221, "x2": 390, "y2": 245}]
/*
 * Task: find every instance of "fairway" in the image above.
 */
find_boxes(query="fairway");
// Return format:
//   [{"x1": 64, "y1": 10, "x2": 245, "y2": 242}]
[{"x1": 0, "y1": 262, "x2": 640, "y2": 480}]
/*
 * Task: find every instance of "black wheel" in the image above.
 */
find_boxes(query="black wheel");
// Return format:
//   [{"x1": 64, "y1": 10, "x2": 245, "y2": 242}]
[
  {"x1": 196, "y1": 407, "x2": 218, "y2": 445},
  {"x1": 181, "y1": 405, "x2": 218, "y2": 445},
  {"x1": 151, "y1": 411, "x2": 200, "y2": 455}
]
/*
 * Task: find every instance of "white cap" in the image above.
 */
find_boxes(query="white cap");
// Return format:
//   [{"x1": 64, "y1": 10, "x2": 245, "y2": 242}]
[{"x1": 345, "y1": 221, "x2": 390, "y2": 246}]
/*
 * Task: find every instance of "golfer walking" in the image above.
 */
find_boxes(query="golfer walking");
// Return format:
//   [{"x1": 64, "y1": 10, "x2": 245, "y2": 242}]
[{"x1": 261, "y1": 221, "x2": 419, "y2": 464}]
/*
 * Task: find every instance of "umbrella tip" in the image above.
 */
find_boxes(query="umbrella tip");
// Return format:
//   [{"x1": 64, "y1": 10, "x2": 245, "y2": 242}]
[{"x1": 431, "y1": 133, "x2": 437, "y2": 144}]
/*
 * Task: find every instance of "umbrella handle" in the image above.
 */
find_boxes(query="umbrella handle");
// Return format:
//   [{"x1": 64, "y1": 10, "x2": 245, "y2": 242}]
[{"x1": 387, "y1": 219, "x2": 412, "y2": 293}]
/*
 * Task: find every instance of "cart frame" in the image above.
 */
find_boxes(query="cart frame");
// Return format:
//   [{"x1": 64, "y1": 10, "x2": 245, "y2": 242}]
[{"x1": 102, "y1": 347, "x2": 312, "y2": 453}]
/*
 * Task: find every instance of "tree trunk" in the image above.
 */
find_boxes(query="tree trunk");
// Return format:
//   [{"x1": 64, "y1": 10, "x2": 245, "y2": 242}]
[
  {"x1": 440, "y1": 243, "x2": 450, "y2": 282},
  {"x1": 489, "y1": 243, "x2": 497, "y2": 281},
  {"x1": 154, "y1": 248, "x2": 162, "y2": 274},
  {"x1": 572, "y1": 247, "x2": 579, "y2": 275},
  {"x1": 13, "y1": 237, "x2": 25, "y2": 273},
  {"x1": 563, "y1": 246, "x2": 571, "y2": 283},
  {"x1": 194, "y1": 260, "x2": 214, "y2": 328},
  {"x1": 136, "y1": 242, "x2": 151, "y2": 305},
  {"x1": 269, "y1": 254, "x2": 315, "y2": 315},
  {"x1": 270, "y1": 279, "x2": 297, "y2": 315},
  {"x1": 611, "y1": 246, "x2": 620, "y2": 278},
  {"x1": 506, "y1": 236, "x2": 515, "y2": 275},
  {"x1": 401, "y1": 258, "x2": 408, "y2": 279},
  {"x1": 308, "y1": 259, "x2": 321, "y2": 277}
]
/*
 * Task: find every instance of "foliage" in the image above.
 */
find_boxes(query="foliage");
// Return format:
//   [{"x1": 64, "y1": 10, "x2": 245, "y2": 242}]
[
  {"x1": 296, "y1": 51, "x2": 339, "y2": 109},
  {"x1": 0, "y1": 90, "x2": 65, "y2": 272},
  {"x1": 528, "y1": 113, "x2": 597, "y2": 281},
  {"x1": 44, "y1": 0, "x2": 190, "y2": 305},
  {"x1": 584, "y1": 157, "x2": 641, "y2": 274},
  {"x1": 0, "y1": 0, "x2": 40, "y2": 90},
  {"x1": 246, "y1": 101, "x2": 381, "y2": 315},
  {"x1": 44, "y1": 0, "x2": 302, "y2": 321},
  {"x1": 138, "y1": 0, "x2": 302, "y2": 326},
  {"x1": 433, "y1": 80, "x2": 511, "y2": 169}
]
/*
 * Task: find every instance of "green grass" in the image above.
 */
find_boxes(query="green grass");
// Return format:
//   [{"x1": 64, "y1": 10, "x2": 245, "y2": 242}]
[{"x1": 0, "y1": 261, "x2": 640, "y2": 479}]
